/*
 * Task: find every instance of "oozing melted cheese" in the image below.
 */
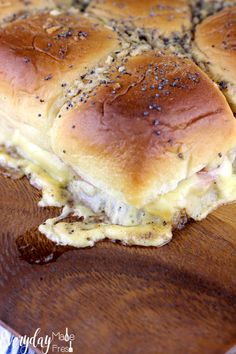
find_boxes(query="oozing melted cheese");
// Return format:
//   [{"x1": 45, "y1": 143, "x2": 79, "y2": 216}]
[
  {"x1": 1, "y1": 129, "x2": 236, "y2": 248},
  {"x1": 39, "y1": 205, "x2": 172, "y2": 248},
  {"x1": 0, "y1": 132, "x2": 71, "y2": 207},
  {"x1": 145, "y1": 154, "x2": 236, "y2": 222},
  {"x1": 0, "y1": 131, "x2": 172, "y2": 247}
]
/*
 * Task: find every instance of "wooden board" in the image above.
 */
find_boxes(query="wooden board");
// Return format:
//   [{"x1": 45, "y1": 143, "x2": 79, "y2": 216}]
[{"x1": 0, "y1": 173, "x2": 236, "y2": 354}]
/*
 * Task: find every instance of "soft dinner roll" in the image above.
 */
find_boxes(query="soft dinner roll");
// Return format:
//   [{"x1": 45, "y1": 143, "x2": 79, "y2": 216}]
[
  {"x1": 0, "y1": 11, "x2": 119, "y2": 150},
  {"x1": 87, "y1": 0, "x2": 191, "y2": 39},
  {"x1": 194, "y1": 6, "x2": 236, "y2": 111},
  {"x1": 0, "y1": 3, "x2": 236, "y2": 248},
  {"x1": 52, "y1": 52, "x2": 236, "y2": 208}
]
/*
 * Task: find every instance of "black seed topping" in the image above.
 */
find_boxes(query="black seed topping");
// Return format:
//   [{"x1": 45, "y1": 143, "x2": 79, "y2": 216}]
[
  {"x1": 161, "y1": 78, "x2": 169, "y2": 85},
  {"x1": 78, "y1": 31, "x2": 88, "y2": 39},
  {"x1": 170, "y1": 78, "x2": 180, "y2": 87},
  {"x1": 219, "y1": 81, "x2": 227, "y2": 90},
  {"x1": 154, "y1": 130, "x2": 161, "y2": 136},
  {"x1": 187, "y1": 72, "x2": 200, "y2": 83},
  {"x1": 44, "y1": 74, "x2": 52, "y2": 81},
  {"x1": 163, "y1": 38, "x2": 169, "y2": 45},
  {"x1": 59, "y1": 49, "x2": 66, "y2": 58},
  {"x1": 152, "y1": 119, "x2": 160, "y2": 126},
  {"x1": 23, "y1": 57, "x2": 30, "y2": 64},
  {"x1": 143, "y1": 111, "x2": 149, "y2": 117},
  {"x1": 139, "y1": 34, "x2": 147, "y2": 41},
  {"x1": 153, "y1": 104, "x2": 161, "y2": 111},
  {"x1": 178, "y1": 153, "x2": 184, "y2": 159},
  {"x1": 57, "y1": 29, "x2": 73, "y2": 39}
]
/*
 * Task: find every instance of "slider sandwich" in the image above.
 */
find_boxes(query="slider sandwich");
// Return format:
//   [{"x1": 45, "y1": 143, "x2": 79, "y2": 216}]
[
  {"x1": 1, "y1": 9, "x2": 236, "y2": 248},
  {"x1": 194, "y1": 6, "x2": 236, "y2": 111}
]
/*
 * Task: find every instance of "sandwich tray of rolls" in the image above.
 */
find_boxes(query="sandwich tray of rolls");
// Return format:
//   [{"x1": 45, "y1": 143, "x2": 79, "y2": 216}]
[{"x1": 0, "y1": 0, "x2": 236, "y2": 353}]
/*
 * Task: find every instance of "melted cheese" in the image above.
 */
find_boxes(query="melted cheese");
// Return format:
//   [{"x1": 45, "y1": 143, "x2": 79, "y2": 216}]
[
  {"x1": 39, "y1": 206, "x2": 172, "y2": 248},
  {"x1": 0, "y1": 131, "x2": 172, "y2": 247},
  {"x1": 10, "y1": 131, "x2": 73, "y2": 184},
  {"x1": 68, "y1": 179, "x2": 160, "y2": 226},
  {"x1": 1, "y1": 129, "x2": 236, "y2": 248},
  {"x1": 145, "y1": 154, "x2": 236, "y2": 222},
  {"x1": 0, "y1": 142, "x2": 69, "y2": 207}
]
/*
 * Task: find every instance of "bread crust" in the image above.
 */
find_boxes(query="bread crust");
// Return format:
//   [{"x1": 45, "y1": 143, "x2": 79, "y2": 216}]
[
  {"x1": 0, "y1": 11, "x2": 119, "y2": 145},
  {"x1": 52, "y1": 52, "x2": 236, "y2": 208},
  {"x1": 87, "y1": 0, "x2": 191, "y2": 36},
  {"x1": 194, "y1": 6, "x2": 236, "y2": 109}
]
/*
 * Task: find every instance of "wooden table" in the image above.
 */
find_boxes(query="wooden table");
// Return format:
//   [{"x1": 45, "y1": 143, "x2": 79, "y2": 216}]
[{"x1": 0, "y1": 173, "x2": 235, "y2": 354}]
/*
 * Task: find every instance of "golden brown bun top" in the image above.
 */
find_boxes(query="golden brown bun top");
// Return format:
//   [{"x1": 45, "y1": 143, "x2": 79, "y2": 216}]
[
  {"x1": 0, "y1": 11, "x2": 119, "y2": 135},
  {"x1": 87, "y1": 0, "x2": 191, "y2": 36},
  {"x1": 52, "y1": 52, "x2": 236, "y2": 208},
  {"x1": 195, "y1": 6, "x2": 236, "y2": 85}
]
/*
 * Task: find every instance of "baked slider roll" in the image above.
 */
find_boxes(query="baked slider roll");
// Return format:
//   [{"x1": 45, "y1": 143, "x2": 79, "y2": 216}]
[
  {"x1": 0, "y1": 0, "x2": 70, "y2": 24},
  {"x1": 38, "y1": 52, "x2": 236, "y2": 248},
  {"x1": 0, "y1": 10, "x2": 121, "y2": 208},
  {"x1": 86, "y1": 0, "x2": 192, "y2": 53},
  {"x1": 194, "y1": 6, "x2": 236, "y2": 111},
  {"x1": 1, "y1": 10, "x2": 236, "y2": 248},
  {"x1": 0, "y1": 11, "x2": 120, "y2": 152}
]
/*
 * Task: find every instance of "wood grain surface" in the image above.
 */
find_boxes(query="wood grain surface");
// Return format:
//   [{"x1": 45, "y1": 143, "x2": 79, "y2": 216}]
[{"x1": 0, "y1": 173, "x2": 236, "y2": 354}]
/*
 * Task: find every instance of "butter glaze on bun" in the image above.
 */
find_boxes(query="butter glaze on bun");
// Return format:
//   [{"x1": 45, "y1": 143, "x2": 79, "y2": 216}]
[
  {"x1": 52, "y1": 52, "x2": 236, "y2": 208},
  {"x1": 0, "y1": 3, "x2": 236, "y2": 248},
  {"x1": 0, "y1": 11, "x2": 119, "y2": 147},
  {"x1": 194, "y1": 6, "x2": 236, "y2": 110}
]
